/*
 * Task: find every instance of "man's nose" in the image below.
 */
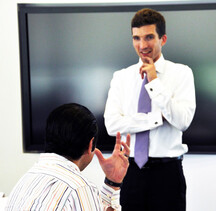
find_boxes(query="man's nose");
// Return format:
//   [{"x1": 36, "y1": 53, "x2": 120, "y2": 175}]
[{"x1": 140, "y1": 40, "x2": 148, "y2": 49}]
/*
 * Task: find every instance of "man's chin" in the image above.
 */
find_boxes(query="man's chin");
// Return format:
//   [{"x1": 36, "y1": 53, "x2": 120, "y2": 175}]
[{"x1": 140, "y1": 55, "x2": 152, "y2": 62}]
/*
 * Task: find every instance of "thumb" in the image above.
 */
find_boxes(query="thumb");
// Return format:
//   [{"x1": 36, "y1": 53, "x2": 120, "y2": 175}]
[{"x1": 94, "y1": 148, "x2": 105, "y2": 164}]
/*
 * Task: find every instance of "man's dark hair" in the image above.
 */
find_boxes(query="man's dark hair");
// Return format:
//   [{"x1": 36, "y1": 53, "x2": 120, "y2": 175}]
[
  {"x1": 45, "y1": 103, "x2": 98, "y2": 160},
  {"x1": 131, "y1": 8, "x2": 166, "y2": 38}
]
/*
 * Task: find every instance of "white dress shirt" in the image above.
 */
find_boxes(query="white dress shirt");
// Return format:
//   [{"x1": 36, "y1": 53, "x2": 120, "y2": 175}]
[{"x1": 104, "y1": 54, "x2": 196, "y2": 157}]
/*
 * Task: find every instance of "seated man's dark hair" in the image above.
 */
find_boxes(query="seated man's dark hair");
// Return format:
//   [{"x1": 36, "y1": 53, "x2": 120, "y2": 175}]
[
  {"x1": 45, "y1": 103, "x2": 98, "y2": 160},
  {"x1": 131, "y1": 8, "x2": 166, "y2": 38}
]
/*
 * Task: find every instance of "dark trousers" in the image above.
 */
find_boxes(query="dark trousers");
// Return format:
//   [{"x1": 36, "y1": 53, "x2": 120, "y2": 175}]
[{"x1": 120, "y1": 158, "x2": 186, "y2": 211}]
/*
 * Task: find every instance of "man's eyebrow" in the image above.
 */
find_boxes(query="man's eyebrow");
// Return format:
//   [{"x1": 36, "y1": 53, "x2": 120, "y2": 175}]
[
  {"x1": 133, "y1": 33, "x2": 155, "y2": 37},
  {"x1": 146, "y1": 33, "x2": 155, "y2": 36},
  {"x1": 132, "y1": 35, "x2": 140, "y2": 38}
]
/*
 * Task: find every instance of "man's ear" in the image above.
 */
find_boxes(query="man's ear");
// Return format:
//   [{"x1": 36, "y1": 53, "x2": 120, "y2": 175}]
[
  {"x1": 87, "y1": 137, "x2": 95, "y2": 154},
  {"x1": 161, "y1": 34, "x2": 167, "y2": 47}
]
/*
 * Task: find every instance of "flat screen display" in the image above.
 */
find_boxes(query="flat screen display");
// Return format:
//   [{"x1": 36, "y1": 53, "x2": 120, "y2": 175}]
[{"x1": 18, "y1": 3, "x2": 216, "y2": 153}]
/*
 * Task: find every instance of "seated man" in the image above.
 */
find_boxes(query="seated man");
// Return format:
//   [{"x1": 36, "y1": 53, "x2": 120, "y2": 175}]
[{"x1": 5, "y1": 103, "x2": 130, "y2": 211}]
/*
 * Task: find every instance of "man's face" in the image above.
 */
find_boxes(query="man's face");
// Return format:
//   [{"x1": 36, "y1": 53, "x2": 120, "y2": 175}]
[{"x1": 132, "y1": 24, "x2": 167, "y2": 63}]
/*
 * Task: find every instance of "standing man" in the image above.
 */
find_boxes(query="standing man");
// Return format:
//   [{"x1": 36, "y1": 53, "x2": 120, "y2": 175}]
[
  {"x1": 104, "y1": 8, "x2": 196, "y2": 211},
  {"x1": 6, "y1": 103, "x2": 130, "y2": 211}
]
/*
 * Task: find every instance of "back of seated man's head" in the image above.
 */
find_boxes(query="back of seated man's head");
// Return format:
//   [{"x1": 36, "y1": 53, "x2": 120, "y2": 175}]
[{"x1": 45, "y1": 103, "x2": 98, "y2": 160}]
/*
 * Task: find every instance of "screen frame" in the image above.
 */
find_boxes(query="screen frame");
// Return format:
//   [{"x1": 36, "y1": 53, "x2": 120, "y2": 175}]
[{"x1": 18, "y1": 2, "x2": 216, "y2": 153}]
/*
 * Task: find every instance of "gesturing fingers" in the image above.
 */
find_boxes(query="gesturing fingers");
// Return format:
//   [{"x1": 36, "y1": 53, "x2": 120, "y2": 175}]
[
  {"x1": 94, "y1": 148, "x2": 105, "y2": 164},
  {"x1": 126, "y1": 133, "x2": 131, "y2": 148},
  {"x1": 121, "y1": 133, "x2": 130, "y2": 157},
  {"x1": 114, "y1": 132, "x2": 130, "y2": 159},
  {"x1": 118, "y1": 153, "x2": 130, "y2": 167},
  {"x1": 114, "y1": 132, "x2": 121, "y2": 152}
]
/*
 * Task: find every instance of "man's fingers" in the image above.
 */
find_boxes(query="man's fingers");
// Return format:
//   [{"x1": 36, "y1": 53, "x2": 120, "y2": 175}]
[
  {"x1": 120, "y1": 134, "x2": 130, "y2": 158},
  {"x1": 119, "y1": 153, "x2": 130, "y2": 166},
  {"x1": 94, "y1": 148, "x2": 105, "y2": 164},
  {"x1": 116, "y1": 131, "x2": 121, "y2": 143},
  {"x1": 139, "y1": 65, "x2": 147, "y2": 79},
  {"x1": 143, "y1": 56, "x2": 153, "y2": 64},
  {"x1": 126, "y1": 133, "x2": 131, "y2": 147},
  {"x1": 121, "y1": 142, "x2": 130, "y2": 157},
  {"x1": 114, "y1": 132, "x2": 121, "y2": 151}
]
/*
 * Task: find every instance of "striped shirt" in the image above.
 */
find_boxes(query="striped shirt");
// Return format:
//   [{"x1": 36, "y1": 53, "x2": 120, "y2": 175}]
[{"x1": 5, "y1": 153, "x2": 120, "y2": 211}]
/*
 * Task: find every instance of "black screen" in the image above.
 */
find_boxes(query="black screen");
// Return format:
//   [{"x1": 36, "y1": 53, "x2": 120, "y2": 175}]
[{"x1": 18, "y1": 3, "x2": 216, "y2": 153}]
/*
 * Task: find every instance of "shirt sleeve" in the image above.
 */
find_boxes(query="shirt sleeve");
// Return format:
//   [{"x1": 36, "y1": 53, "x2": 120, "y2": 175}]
[
  {"x1": 63, "y1": 184, "x2": 120, "y2": 211},
  {"x1": 100, "y1": 183, "x2": 121, "y2": 211},
  {"x1": 145, "y1": 65, "x2": 196, "y2": 131},
  {"x1": 104, "y1": 71, "x2": 163, "y2": 136}
]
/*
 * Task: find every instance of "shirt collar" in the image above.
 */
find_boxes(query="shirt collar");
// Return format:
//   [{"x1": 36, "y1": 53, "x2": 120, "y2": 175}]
[
  {"x1": 39, "y1": 153, "x2": 80, "y2": 173},
  {"x1": 138, "y1": 54, "x2": 165, "y2": 73}
]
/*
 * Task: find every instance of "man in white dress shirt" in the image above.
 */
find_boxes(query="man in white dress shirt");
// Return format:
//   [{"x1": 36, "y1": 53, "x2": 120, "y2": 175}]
[{"x1": 104, "y1": 8, "x2": 196, "y2": 211}]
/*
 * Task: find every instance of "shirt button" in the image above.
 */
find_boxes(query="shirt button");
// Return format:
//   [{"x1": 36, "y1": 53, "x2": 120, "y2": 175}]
[
  {"x1": 150, "y1": 88, "x2": 153, "y2": 91},
  {"x1": 155, "y1": 122, "x2": 158, "y2": 125}
]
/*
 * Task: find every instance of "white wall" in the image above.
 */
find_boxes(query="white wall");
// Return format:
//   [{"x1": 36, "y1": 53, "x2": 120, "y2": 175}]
[{"x1": 0, "y1": 0, "x2": 216, "y2": 210}]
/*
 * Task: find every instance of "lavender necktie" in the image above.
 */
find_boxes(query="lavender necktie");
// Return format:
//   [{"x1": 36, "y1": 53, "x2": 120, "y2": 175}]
[{"x1": 135, "y1": 76, "x2": 151, "y2": 168}]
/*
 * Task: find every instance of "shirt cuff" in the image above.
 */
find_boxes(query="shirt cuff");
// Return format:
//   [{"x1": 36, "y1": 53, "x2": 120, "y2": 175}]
[
  {"x1": 101, "y1": 183, "x2": 121, "y2": 210},
  {"x1": 145, "y1": 78, "x2": 164, "y2": 99},
  {"x1": 148, "y1": 111, "x2": 163, "y2": 129}
]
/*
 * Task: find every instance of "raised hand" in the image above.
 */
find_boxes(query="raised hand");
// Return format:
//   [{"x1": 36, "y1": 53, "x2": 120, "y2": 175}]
[
  {"x1": 139, "y1": 57, "x2": 157, "y2": 82},
  {"x1": 94, "y1": 132, "x2": 130, "y2": 184}
]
